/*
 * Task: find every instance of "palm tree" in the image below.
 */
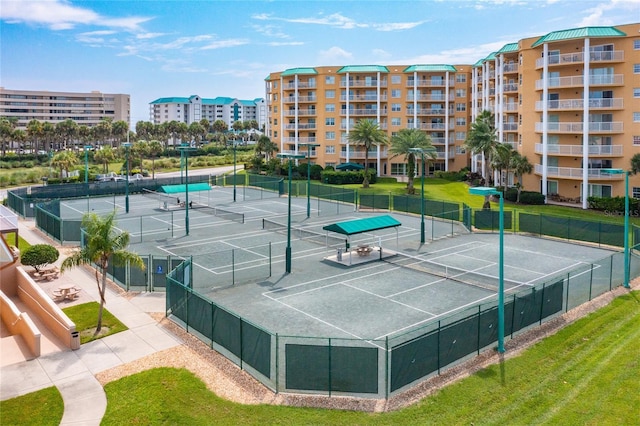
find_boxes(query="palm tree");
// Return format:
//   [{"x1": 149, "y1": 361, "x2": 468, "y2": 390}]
[
  {"x1": 51, "y1": 150, "x2": 79, "y2": 180},
  {"x1": 347, "y1": 119, "x2": 388, "y2": 188},
  {"x1": 511, "y1": 153, "x2": 533, "y2": 203},
  {"x1": 93, "y1": 146, "x2": 116, "y2": 173},
  {"x1": 465, "y1": 110, "x2": 499, "y2": 208},
  {"x1": 256, "y1": 135, "x2": 278, "y2": 161},
  {"x1": 148, "y1": 140, "x2": 164, "y2": 179},
  {"x1": 61, "y1": 212, "x2": 144, "y2": 334},
  {"x1": 490, "y1": 144, "x2": 515, "y2": 193},
  {"x1": 631, "y1": 153, "x2": 640, "y2": 175},
  {"x1": 390, "y1": 128, "x2": 436, "y2": 195}
]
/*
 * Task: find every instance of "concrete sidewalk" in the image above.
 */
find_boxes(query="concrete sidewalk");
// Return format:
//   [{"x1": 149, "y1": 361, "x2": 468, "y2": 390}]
[{"x1": 0, "y1": 219, "x2": 180, "y2": 425}]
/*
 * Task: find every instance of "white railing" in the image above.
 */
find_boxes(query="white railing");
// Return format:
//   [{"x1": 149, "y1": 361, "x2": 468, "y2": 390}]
[
  {"x1": 535, "y1": 74, "x2": 624, "y2": 89},
  {"x1": 535, "y1": 121, "x2": 623, "y2": 133},
  {"x1": 406, "y1": 78, "x2": 454, "y2": 87},
  {"x1": 502, "y1": 123, "x2": 518, "y2": 131},
  {"x1": 418, "y1": 123, "x2": 447, "y2": 130},
  {"x1": 503, "y1": 63, "x2": 518, "y2": 73},
  {"x1": 283, "y1": 109, "x2": 317, "y2": 116},
  {"x1": 284, "y1": 123, "x2": 316, "y2": 130},
  {"x1": 414, "y1": 109, "x2": 446, "y2": 115},
  {"x1": 534, "y1": 143, "x2": 623, "y2": 156},
  {"x1": 340, "y1": 80, "x2": 387, "y2": 88},
  {"x1": 340, "y1": 109, "x2": 387, "y2": 116},
  {"x1": 503, "y1": 103, "x2": 518, "y2": 111},
  {"x1": 283, "y1": 82, "x2": 316, "y2": 89},
  {"x1": 503, "y1": 83, "x2": 518, "y2": 92},
  {"x1": 406, "y1": 94, "x2": 449, "y2": 101},
  {"x1": 535, "y1": 98, "x2": 624, "y2": 111},
  {"x1": 340, "y1": 150, "x2": 389, "y2": 159},
  {"x1": 535, "y1": 164, "x2": 625, "y2": 179},
  {"x1": 340, "y1": 94, "x2": 387, "y2": 101},
  {"x1": 281, "y1": 137, "x2": 317, "y2": 143},
  {"x1": 0, "y1": 205, "x2": 18, "y2": 232},
  {"x1": 536, "y1": 50, "x2": 624, "y2": 68}
]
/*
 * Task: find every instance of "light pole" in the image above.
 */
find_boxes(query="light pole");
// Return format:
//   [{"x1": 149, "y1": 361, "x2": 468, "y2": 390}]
[
  {"x1": 469, "y1": 186, "x2": 505, "y2": 353},
  {"x1": 123, "y1": 142, "x2": 131, "y2": 213},
  {"x1": 177, "y1": 143, "x2": 196, "y2": 235},
  {"x1": 300, "y1": 143, "x2": 320, "y2": 218},
  {"x1": 84, "y1": 145, "x2": 92, "y2": 184},
  {"x1": 277, "y1": 152, "x2": 305, "y2": 273},
  {"x1": 233, "y1": 140, "x2": 238, "y2": 202},
  {"x1": 602, "y1": 168, "x2": 630, "y2": 288},
  {"x1": 408, "y1": 147, "x2": 436, "y2": 244}
]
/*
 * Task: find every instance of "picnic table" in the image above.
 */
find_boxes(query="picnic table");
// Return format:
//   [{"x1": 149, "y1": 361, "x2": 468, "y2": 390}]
[
  {"x1": 32, "y1": 267, "x2": 60, "y2": 282},
  {"x1": 53, "y1": 284, "x2": 80, "y2": 301}
]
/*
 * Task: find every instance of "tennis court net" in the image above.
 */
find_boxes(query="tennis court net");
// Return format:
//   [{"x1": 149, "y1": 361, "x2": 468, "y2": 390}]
[
  {"x1": 190, "y1": 202, "x2": 245, "y2": 223},
  {"x1": 382, "y1": 253, "x2": 528, "y2": 293},
  {"x1": 142, "y1": 188, "x2": 178, "y2": 208},
  {"x1": 262, "y1": 218, "x2": 344, "y2": 248}
]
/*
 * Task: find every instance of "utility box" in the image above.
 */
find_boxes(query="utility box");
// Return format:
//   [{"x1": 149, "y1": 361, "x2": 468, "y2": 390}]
[
  {"x1": 337, "y1": 248, "x2": 343, "y2": 261},
  {"x1": 70, "y1": 330, "x2": 80, "y2": 350}
]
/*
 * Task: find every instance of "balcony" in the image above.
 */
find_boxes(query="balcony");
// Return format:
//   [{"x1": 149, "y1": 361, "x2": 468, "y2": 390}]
[
  {"x1": 283, "y1": 82, "x2": 316, "y2": 89},
  {"x1": 535, "y1": 74, "x2": 624, "y2": 90},
  {"x1": 282, "y1": 137, "x2": 317, "y2": 143},
  {"x1": 503, "y1": 103, "x2": 518, "y2": 112},
  {"x1": 535, "y1": 50, "x2": 624, "y2": 69},
  {"x1": 417, "y1": 123, "x2": 447, "y2": 131},
  {"x1": 283, "y1": 96, "x2": 317, "y2": 104},
  {"x1": 340, "y1": 109, "x2": 387, "y2": 116},
  {"x1": 503, "y1": 63, "x2": 518, "y2": 73},
  {"x1": 534, "y1": 164, "x2": 625, "y2": 180},
  {"x1": 502, "y1": 123, "x2": 518, "y2": 131},
  {"x1": 535, "y1": 121, "x2": 623, "y2": 134},
  {"x1": 340, "y1": 149, "x2": 389, "y2": 159},
  {"x1": 284, "y1": 123, "x2": 316, "y2": 130},
  {"x1": 340, "y1": 80, "x2": 387, "y2": 88},
  {"x1": 280, "y1": 149, "x2": 317, "y2": 157},
  {"x1": 283, "y1": 109, "x2": 317, "y2": 117},
  {"x1": 503, "y1": 83, "x2": 518, "y2": 93},
  {"x1": 413, "y1": 108, "x2": 446, "y2": 116},
  {"x1": 406, "y1": 78, "x2": 454, "y2": 87},
  {"x1": 341, "y1": 94, "x2": 387, "y2": 101},
  {"x1": 534, "y1": 143, "x2": 623, "y2": 156},
  {"x1": 534, "y1": 98, "x2": 623, "y2": 111},
  {"x1": 406, "y1": 94, "x2": 450, "y2": 101}
]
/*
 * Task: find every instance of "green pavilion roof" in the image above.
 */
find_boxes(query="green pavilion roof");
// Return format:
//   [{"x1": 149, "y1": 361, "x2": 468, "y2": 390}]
[
  {"x1": 403, "y1": 65, "x2": 457, "y2": 72},
  {"x1": 323, "y1": 215, "x2": 401, "y2": 236},
  {"x1": 532, "y1": 26, "x2": 626, "y2": 47},
  {"x1": 337, "y1": 65, "x2": 390, "y2": 73},
  {"x1": 497, "y1": 43, "x2": 519, "y2": 53},
  {"x1": 161, "y1": 183, "x2": 211, "y2": 194},
  {"x1": 281, "y1": 67, "x2": 318, "y2": 77}
]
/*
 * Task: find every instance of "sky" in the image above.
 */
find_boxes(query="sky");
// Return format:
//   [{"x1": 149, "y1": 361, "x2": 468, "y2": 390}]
[{"x1": 1, "y1": 0, "x2": 639, "y2": 125}]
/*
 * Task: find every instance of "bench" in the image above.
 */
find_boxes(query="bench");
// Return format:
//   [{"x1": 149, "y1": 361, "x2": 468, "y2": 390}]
[{"x1": 33, "y1": 267, "x2": 60, "y2": 281}]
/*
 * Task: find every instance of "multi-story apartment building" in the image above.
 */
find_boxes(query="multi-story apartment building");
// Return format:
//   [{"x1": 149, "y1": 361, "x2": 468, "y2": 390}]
[
  {"x1": 149, "y1": 95, "x2": 267, "y2": 131},
  {"x1": 266, "y1": 22, "x2": 640, "y2": 205},
  {"x1": 265, "y1": 65, "x2": 472, "y2": 177},
  {"x1": 473, "y1": 22, "x2": 640, "y2": 208},
  {"x1": 0, "y1": 88, "x2": 130, "y2": 129}
]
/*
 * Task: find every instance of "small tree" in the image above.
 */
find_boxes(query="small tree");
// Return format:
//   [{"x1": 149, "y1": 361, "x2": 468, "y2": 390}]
[{"x1": 21, "y1": 244, "x2": 59, "y2": 272}]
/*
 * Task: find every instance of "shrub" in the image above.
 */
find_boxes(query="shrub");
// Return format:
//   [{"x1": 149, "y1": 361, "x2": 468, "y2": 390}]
[
  {"x1": 21, "y1": 244, "x2": 59, "y2": 272},
  {"x1": 519, "y1": 191, "x2": 546, "y2": 205},
  {"x1": 434, "y1": 170, "x2": 467, "y2": 181},
  {"x1": 505, "y1": 187, "x2": 518, "y2": 202},
  {"x1": 588, "y1": 196, "x2": 638, "y2": 213},
  {"x1": 321, "y1": 170, "x2": 377, "y2": 185}
]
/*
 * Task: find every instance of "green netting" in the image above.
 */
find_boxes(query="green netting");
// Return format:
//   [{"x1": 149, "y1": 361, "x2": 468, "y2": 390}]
[
  {"x1": 152, "y1": 258, "x2": 170, "y2": 289},
  {"x1": 439, "y1": 314, "x2": 480, "y2": 367},
  {"x1": 392, "y1": 195, "x2": 421, "y2": 215},
  {"x1": 286, "y1": 344, "x2": 329, "y2": 391},
  {"x1": 62, "y1": 219, "x2": 82, "y2": 243},
  {"x1": 129, "y1": 256, "x2": 149, "y2": 290},
  {"x1": 188, "y1": 292, "x2": 213, "y2": 340},
  {"x1": 359, "y1": 194, "x2": 390, "y2": 210},
  {"x1": 167, "y1": 279, "x2": 188, "y2": 321},
  {"x1": 425, "y1": 200, "x2": 460, "y2": 221},
  {"x1": 35, "y1": 206, "x2": 61, "y2": 242},
  {"x1": 478, "y1": 306, "x2": 499, "y2": 348},
  {"x1": 512, "y1": 289, "x2": 544, "y2": 332},
  {"x1": 474, "y1": 209, "x2": 513, "y2": 230},
  {"x1": 541, "y1": 280, "x2": 564, "y2": 318},
  {"x1": 212, "y1": 305, "x2": 241, "y2": 358},
  {"x1": 390, "y1": 331, "x2": 439, "y2": 392},
  {"x1": 462, "y1": 204, "x2": 472, "y2": 230},
  {"x1": 328, "y1": 345, "x2": 378, "y2": 393},
  {"x1": 241, "y1": 320, "x2": 272, "y2": 379},
  {"x1": 519, "y1": 212, "x2": 624, "y2": 247},
  {"x1": 634, "y1": 225, "x2": 640, "y2": 250}
]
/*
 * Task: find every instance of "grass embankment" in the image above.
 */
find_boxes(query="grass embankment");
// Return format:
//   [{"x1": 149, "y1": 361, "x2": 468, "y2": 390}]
[
  {"x1": 0, "y1": 387, "x2": 64, "y2": 426},
  {"x1": 62, "y1": 302, "x2": 128, "y2": 344},
  {"x1": 97, "y1": 291, "x2": 640, "y2": 425}
]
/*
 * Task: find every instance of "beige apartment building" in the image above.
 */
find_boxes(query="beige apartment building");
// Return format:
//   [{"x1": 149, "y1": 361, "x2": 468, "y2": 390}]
[
  {"x1": 266, "y1": 22, "x2": 640, "y2": 205},
  {"x1": 0, "y1": 88, "x2": 130, "y2": 129}
]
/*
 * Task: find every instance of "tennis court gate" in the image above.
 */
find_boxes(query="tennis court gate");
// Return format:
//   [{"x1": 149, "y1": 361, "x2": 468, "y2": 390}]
[{"x1": 165, "y1": 250, "x2": 637, "y2": 399}]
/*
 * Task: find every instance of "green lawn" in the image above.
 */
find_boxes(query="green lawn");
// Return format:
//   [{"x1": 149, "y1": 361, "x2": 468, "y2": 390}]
[
  {"x1": 62, "y1": 302, "x2": 128, "y2": 344},
  {"x1": 98, "y1": 291, "x2": 640, "y2": 425},
  {"x1": 0, "y1": 386, "x2": 63, "y2": 426}
]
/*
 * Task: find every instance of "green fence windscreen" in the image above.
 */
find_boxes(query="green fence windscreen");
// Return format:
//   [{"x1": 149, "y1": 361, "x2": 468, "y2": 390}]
[
  {"x1": 212, "y1": 305, "x2": 242, "y2": 358},
  {"x1": 391, "y1": 332, "x2": 439, "y2": 392},
  {"x1": 241, "y1": 320, "x2": 271, "y2": 378},
  {"x1": 474, "y1": 209, "x2": 513, "y2": 231}
]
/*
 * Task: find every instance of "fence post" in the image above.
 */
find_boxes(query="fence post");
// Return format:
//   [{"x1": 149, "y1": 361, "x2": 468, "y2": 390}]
[{"x1": 328, "y1": 337, "x2": 332, "y2": 397}]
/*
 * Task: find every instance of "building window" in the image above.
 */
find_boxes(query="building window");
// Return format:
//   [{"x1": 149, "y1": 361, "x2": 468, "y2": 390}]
[
  {"x1": 455, "y1": 117, "x2": 466, "y2": 126},
  {"x1": 325, "y1": 117, "x2": 335, "y2": 126},
  {"x1": 391, "y1": 89, "x2": 401, "y2": 98},
  {"x1": 635, "y1": 64, "x2": 640, "y2": 74},
  {"x1": 326, "y1": 90, "x2": 335, "y2": 99},
  {"x1": 456, "y1": 74, "x2": 466, "y2": 83},
  {"x1": 634, "y1": 136, "x2": 640, "y2": 145},
  {"x1": 326, "y1": 162, "x2": 336, "y2": 168},
  {"x1": 455, "y1": 131, "x2": 466, "y2": 140},
  {"x1": 635, "y1": 40, "x2": 640, "y2": 50},
  {"x1": 326, "y1": 131, "x2": 335, "y2": 140},
  {"x1": 456, "y1": 146, "x2": 466, "y2": 154},
  {"x1": 456, "y1": 103, "x2": 466, "y2": 112},
  {"x1": 325, "y1": 76, "x2": 335, "y2": 84},
  {"x1": 325, "y1": 103, "x2": 335, "y2": 112},
  {"x1": 635, "y1": 88, "x2": 640, "y2": 98},
  {"x1": 634, "y1": 187, "x2": 640, "y2": 198},
  {"x1": 273, "y1": 119, "x2": 277, "y2": 125},
  {"x1": 588, "y1": 184, "x2": 612, "y2": 198},
  {"x1": 391, "y1": 163, "x2": 407, "y2": 176},
  {"x1": 391, "y1": 117, "x2": 401, "y2": 126},
  {"x1": 634, "y1": 112, "x2": 640, "y2": 122},
  {"x1": 325, "y1": 145, "x2": 336, "y2": 154},
  {"x1": 391, "y1": 75, "x2": 401, "y2": 84},
  {"x1": 391, "y1": 103, "x2": 401, "y2": 112},
  {"x1": 456, "y1": 89, "x2": 466, "y2": 97},
  {"x1": 273, "y1": 81, "x2": 278, "y2": 88}
]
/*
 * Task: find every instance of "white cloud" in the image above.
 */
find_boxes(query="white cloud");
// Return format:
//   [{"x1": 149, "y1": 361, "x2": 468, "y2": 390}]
[
  {"x1": 576, "y1": 0, "x2": 640, "y2": 27},
  {"x1": 318, "y1": 46, "x2": 353, "y2": 63},
  {"x1": 266, "y1": 41, "x2": 305, "y2": 46},
  {"x1": 398, "y1": 40, "x2": 509, "y2": 65},
  {"x1": 200, "y1": 39, "x2": 250, "y2": 50},
  {"x1": 0, "y1": 0, "x2": 151, "y2": 31},
  {"x1": 372, "y1": 48, "x2": 392, "y2": 59},
  {"x1": 251, "y1": 24, "x2": 290, "y2": 39},
  {"x1": 136, "y1": 32, "x2": 168, "y2": 40},
  {"x1": 252, "y1": 12, "x2": 424, "y2": 32}
]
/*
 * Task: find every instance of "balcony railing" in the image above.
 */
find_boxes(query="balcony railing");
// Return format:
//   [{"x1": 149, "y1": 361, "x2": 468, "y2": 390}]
[
  {"x1": 535, "y1": 50, "x2": 624, "y2": 68},
  {"x1": 535, "y1": 74, "x2": 624, "y2": 89},
  {"x1": 502, "y1": 123, "x2": 518, "y2": 131},
  {"x1": 535, "y1": 121, "x2": 623, "y2": 133},
  {"x1": 280, "y1": 149, "x2": 317, "y2": 157},
  {"x1": 406, "y1": 78, "x2": 454, "y2": 87},
  {"x1": 534, "y1": 98, "x2": 623, "y2": 111},
  {"x1": 534, "y1": 143, "x2": 623, "y2": 156},
  {"x1": 281, "y1": 137, "x2": 317, "y2": 143},
  {"x1": 417, "y1": 123, "x2": 447, "y2": 131},
  {"x1": 283, "y1": 82, "x2": 317, "y2": 89},
  {"x1": 503, "y1": 83, "x2": 518, "y2": 92},
  {"x1": 503, "y1": 63, "x2": 519, "y2": 73},
  {"x1": 406, "y1": 94, "x2": 451, "y2": 101},
  {"x1": 340, "y1": 150, "x2": 389, "y2": 159},
  {"x1": 340, "y1": 109, "x2": 387, "y2": 116},
  {"x1": 284, "y1": 123, "x2": 317, "y2": 130},
  {"x1": 340, "y1": 94, "x2": 387, "y2": 101},
  {"x1": 340, "y1": 80, "x2": 387, "y2": 88},
  {"x1": 283, "y1": 109, "x2": 317, "y2": 116},
  {"x1": 534, "y1": 164, "x2": 625, "y2": 180},
  {"x1": 412, "y1": 108, "x2": 446, "y2": 116},
  {"x1": 503, "y1": 103, "x2": 518, "y2": 112}
]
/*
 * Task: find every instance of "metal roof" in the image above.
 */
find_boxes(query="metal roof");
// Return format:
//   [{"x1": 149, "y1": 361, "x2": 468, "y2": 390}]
[
  {"x1": 161, "y1": 183, "x2": 211, "y2": 194},
  {"x1": 323, "y1": 215, "x2": 401, "y2": 236},
  {"x1": 337, "y1": 65, "x2": 390, "y2": 73},
  {"x1": 149, "y1": 97, "x2": 191, "y2": 104},
  {"x1": 150, "y1": 96, "x2": 263, "y2": 106},
  {"x1": 281, "y1": 67, "x2": 318, "y2": 76},
  {"x1": 497, "y1": 43, "x2": 519, "y2": 54},
  {"x1": 403, "y1": 65, "x2": 457, "y2": 72},
  {"x1": 532, "y1": 26, "x2": 626, "y2": 47}
]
